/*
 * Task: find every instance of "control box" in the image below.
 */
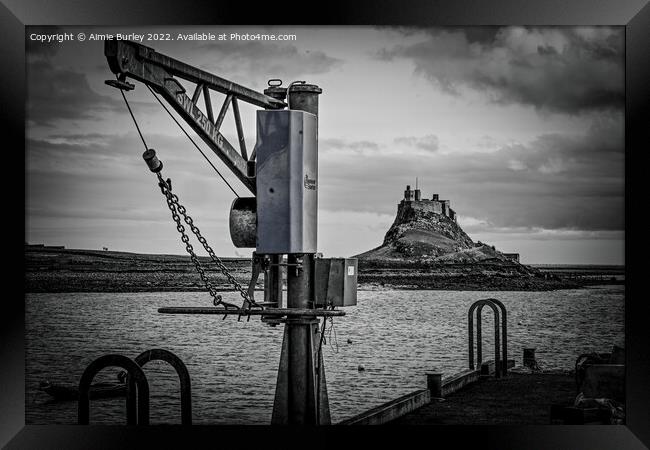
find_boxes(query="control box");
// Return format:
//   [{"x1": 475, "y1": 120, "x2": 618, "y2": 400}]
[
  {"x1": 255, "y1": 110, "x2": 318, "y2": 254},
  {"x1": 314, "y1": 258, "x2": 358, "y2": 307}
]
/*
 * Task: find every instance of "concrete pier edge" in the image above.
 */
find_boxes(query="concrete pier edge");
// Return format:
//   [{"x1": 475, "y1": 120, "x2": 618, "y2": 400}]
[{"x1": 338, "y1": 361, "x2": 514, "y2": 425}]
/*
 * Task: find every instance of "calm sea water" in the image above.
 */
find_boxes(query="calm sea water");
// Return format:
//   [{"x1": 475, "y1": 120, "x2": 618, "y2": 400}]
[{"x1": 25, "y1": 286, "x2": 624, "y2": 425}]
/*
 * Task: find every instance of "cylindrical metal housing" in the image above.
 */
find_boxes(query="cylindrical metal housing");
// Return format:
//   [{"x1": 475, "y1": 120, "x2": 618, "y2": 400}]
[
  {"x1": 142, "y1": 149, "x2": 163, "y2": 173},
  {"x1": 287, "y1": 84, "x2": 322, "y2": 117},
  {"x1": 229, "y1": 197, "x2": 257, "y2": 248},
  {"x1": 264, "y1": 85, "x2": 287, "y2": 103}
]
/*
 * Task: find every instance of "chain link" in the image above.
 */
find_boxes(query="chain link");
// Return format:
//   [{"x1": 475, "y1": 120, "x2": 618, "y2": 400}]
[{"x1": 156, "y1": 172, "x2": 260, "y2": 310}]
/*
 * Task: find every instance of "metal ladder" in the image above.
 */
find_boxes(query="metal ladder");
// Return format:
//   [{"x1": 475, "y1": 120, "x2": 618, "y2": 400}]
[
  {"x1": 77, "y1": 348, "x2": 191, "y2": 425},
  {"x1": 468, "y1": 298, "x2": 508, "y2": 377}
]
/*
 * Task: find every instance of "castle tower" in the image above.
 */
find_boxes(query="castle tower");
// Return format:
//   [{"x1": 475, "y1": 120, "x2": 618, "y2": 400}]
[
  {"x1": 441, "y1": 200, "x2": 450, "y2": 216},
  {"x1": 414, "y1": 177, "x2": 421, "y2": 201},
  {"x1": 404, "y1": 185, "x2": 414, "y2": 202}
]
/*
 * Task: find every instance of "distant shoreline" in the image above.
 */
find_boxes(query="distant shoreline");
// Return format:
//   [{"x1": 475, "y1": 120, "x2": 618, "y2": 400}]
[{"x1": 25, "y1": 246, "x2": 624, "y2": 293}]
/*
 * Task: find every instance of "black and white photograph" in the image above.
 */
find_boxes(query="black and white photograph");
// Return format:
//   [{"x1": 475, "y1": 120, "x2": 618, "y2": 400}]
[{"x1": 5, "y1": 1, "x2": 644, "y2": 442}]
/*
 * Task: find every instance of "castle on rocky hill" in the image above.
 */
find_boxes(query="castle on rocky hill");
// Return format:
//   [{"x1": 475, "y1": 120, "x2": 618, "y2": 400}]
[{"x1": 400, "y1": 184, "x2": 457, "y2": 222}]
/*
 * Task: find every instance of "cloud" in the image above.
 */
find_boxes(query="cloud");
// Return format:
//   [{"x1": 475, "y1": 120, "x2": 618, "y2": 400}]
[
  {"x1": 378, "y1": 26, "x2": 624, "y2": 115},
  {"x1": 394, "y1": 134, "x2": 439, "y2": 152},
  {"x1": 26, "y1": 32, "x2": 158, "y2": 127},
  {"x1": 26, "y1": 58, "x2": 137, "y2": 126},
  {"x1": 194, "y1": 41, "x2": 343, "y2": 86},
  {"x1": 26, "y1": 131, "x2": 246, "y2": 255},
  {"x1": 25, "y1": 26, "x2": 67, "y2": 59},
  {"x1": 319, "y1": 115, "x2": 623, "y2": 233},
  {"x1": 320, "y1": 138, "x2": 381, "y2": 153}
]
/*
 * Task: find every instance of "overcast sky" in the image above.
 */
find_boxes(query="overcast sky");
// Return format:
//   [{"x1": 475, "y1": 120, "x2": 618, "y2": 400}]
[{"x1": 25, "y1": 26, "x2": 625, "y2": 264}]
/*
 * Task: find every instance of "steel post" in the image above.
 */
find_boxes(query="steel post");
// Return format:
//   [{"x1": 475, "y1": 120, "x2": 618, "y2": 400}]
[{"x1": 271, "y1": 83, "x2": 327, "y2": 425}]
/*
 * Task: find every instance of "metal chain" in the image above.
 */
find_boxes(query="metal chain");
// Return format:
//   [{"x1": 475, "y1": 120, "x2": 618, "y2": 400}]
[
  {"x1": 156, "y1": 172, "x2": 260, "y2": 310},
  {"x1": 114, "y1": 86, "x2": 257, "y2": 312}
]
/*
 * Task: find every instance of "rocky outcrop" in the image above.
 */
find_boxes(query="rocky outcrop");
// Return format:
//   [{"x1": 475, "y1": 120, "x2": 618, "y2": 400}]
[
  {"x1": 356, "y1": 199, "x2": 539, "y2": 278},
  {"x1": 379, "y1": 203, "x2": 474, "y2": 259}
]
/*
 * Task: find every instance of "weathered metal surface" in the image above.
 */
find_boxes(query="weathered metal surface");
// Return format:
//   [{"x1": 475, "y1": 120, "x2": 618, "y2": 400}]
[
  {"x1": 155, "y1": 79, "x2": 256, "y2": 193},
  {"x1": 158, "y1": 306, "x2": 344, "y2": 317},
  {"x1": 133, "y1": 349, "x2": 192, "y2": 425},
  {"x1": 105, "y1": 78, "x2": 135, "y2": 91},
  {"x1": 202, "y1": 84, "x2": 214, "y2": 123},
  {"x1": 231, "y1": 97, "x2": 248, "y2": 160},
  {"x1": 287, "y1": 83, "x2": 322, "y2": 116},
  {"x1": 105, "y1": 40, "x2": 285, "y2": 110},
  {"x1": 255, "y1": 110, "x2": 318, "y2": 253},
  {"x1": 468, "y1": 298, "x2": 508, "y2": 376},
  {"x1": 314, "y1": 258, "x2": 358, "y2": 307},
  {"x1": 272, "y1": 314, "x2": 330, "y2": 425},
  {"x1": 264, "y1": 254, "x2": 283, "y2": 309},
  {"x1": 78, "y1": 354, "x2": 149, "y2": 425},
  {"x1": 483, "y1": 297, "x2": 509, "y2": 375},
  {"x1": 264, "y1": 84, "x2": 287, "y2": 102},
  {"x1": 104, "y1": 40, "x2": 259, "y2": 194},
  {"x1": 229, "y1": 197, "x2": 256, "y2": 248},
  {"x1": 191, "y1": 82, "x2": 203, "y2": 104},
  {"x1": 523, "y1": 347, "x2": 537, "y2": 369},
  {"x1": 214, "y1": 93, "x2": 232, "y2": 131},
  {"x1": 468, "y1": 299, "x2": 501, "y2": 377},
  {"x1": 142, "y1": 148, "x2": 163, "y2": 173}
]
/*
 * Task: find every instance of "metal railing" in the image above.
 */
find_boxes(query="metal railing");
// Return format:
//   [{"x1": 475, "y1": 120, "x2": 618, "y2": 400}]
[
  {"x1": 468, "y1": 298, "x2": 508, "y2": 377},
  {"x1": 78, "y1": 349, "x2": 191, "y2": 425}
]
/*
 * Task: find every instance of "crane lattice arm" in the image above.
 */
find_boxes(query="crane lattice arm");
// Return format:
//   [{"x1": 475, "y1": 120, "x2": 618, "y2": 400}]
[{"x1": 104, "y1": 39, "x2": 287, "y2": 195}]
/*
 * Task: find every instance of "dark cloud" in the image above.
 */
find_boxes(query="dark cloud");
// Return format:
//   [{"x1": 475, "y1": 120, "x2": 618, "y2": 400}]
[
  {"x1": 26, "y1": 31, "x2": 158, "y2": 127},
  {"x1": 320, "y1": 138, "x2": 381, "y2": 152},
  {"x1": 26, "y1": 59, "x2": 138, "y2": 126},
  {"x1": 378, "y1": 26, "x2": 623, "y2": 115},
  {"x1": 194, "y1": 41, "x2": 343, "y2": 87},
  {"x1": 26, "y1": 132, "x2": 243, "y2": 246},
  {"x1": 26, "y1": 26, "x2": 66, "y2": 59},
  {"x1": 319, "y1": 116, "x2": 623, "y2": 232},
  {"x1": 394, "y1": 135, "x2": 439, "y2": 152}
]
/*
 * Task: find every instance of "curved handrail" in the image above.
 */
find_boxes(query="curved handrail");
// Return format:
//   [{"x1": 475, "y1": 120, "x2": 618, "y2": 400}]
[
  {"x1": 476, "y1": 298, "x2": 508, "y2": 376},
  {"x1": 78, "y1": 354, "x2": 149, "y2": 425},
  {"x1": 133, "y1": 348, "x2": 192, "y2": 425},
  {"x1": 468, "y1": 299, "x2": 501, "y2": 377}
]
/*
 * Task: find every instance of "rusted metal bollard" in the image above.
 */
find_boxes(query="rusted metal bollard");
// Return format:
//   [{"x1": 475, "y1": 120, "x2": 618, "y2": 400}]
[
  {"x1": 523, "y1": 347, "x2": 538, "y2": 370},
  {"x1": 427, "y1": 373, "x2": 443, "y2": 398}
]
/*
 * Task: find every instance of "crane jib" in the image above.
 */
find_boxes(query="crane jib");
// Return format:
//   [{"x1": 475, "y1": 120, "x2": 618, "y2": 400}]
[{"x1": 176, "y1": 91, "x2": 224, "y2": 148}]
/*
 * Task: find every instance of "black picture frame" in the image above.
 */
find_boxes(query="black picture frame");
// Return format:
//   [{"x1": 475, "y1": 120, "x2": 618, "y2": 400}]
[{"x1": 5, "y1": 0, "x2": 647, "y2": 448}]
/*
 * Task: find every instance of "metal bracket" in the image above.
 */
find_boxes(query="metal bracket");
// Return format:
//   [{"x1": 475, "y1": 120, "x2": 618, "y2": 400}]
[
  {"x1": 245, "y1": 253, "x2": 263, "y2": 308},
  {"x1": 268, "y1": 257, "x2": 303, "y2": 276},
  {"x1": 105, "y1": 78, "x2": 135, "y2": 91}
]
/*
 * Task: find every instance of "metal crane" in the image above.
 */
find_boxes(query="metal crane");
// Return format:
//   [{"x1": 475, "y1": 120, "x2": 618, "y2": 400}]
[{"x1": 103, "y1": 39, "x2": 357, "y2": 425}]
